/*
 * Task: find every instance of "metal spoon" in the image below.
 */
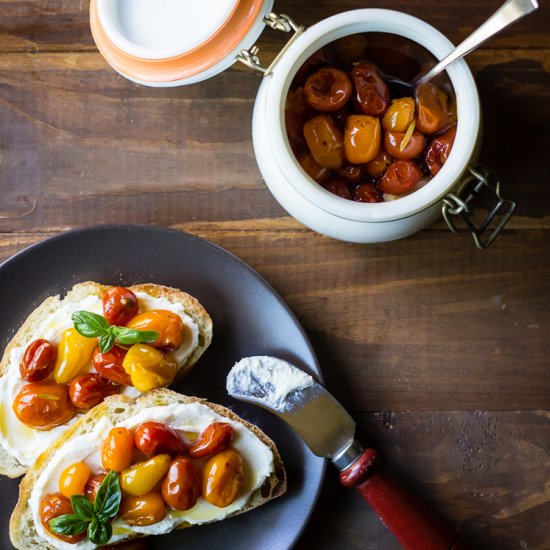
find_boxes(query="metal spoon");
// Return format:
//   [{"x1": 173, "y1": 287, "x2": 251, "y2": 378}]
[{"x1": 386, "y1": 0, "x2": 539, "y2": 97}]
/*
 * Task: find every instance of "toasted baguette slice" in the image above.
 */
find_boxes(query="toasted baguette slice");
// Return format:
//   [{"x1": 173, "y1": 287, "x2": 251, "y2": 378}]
[
  {"x1": 0, "y1": 282, "x2": 213, "y2": 477},
  {"x1": 10, "y1": 389, "x2": 287, "y2": 549}
]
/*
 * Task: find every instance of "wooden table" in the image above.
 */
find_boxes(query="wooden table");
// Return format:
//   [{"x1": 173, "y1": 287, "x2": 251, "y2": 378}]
[{"x1": 0, "y1": 1, "x2": 548, "y2": 548}]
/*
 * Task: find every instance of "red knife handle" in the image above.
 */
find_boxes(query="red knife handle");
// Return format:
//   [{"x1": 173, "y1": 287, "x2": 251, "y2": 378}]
[{"x1": 340, "y1": 448, "x2": 471, "y2": 550}]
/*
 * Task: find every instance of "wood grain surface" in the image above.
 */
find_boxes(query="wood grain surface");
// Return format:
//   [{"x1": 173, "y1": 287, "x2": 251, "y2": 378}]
[{"x1": 0, "y1": 1, "x2": 549, "y2": 549}]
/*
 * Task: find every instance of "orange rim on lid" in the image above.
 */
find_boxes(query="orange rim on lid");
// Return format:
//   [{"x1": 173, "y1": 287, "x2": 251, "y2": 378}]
[{"x1": 90, "y1": 0, "x2": 266, "y2": 83}]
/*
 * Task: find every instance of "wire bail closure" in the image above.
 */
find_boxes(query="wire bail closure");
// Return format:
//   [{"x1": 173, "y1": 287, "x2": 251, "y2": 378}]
[
  {"x1": 236, "y1": 13, "x2": 305, "y2": 77},
  {"x1": 442, "y1": 164, "x2": 516, "y2": 249}
]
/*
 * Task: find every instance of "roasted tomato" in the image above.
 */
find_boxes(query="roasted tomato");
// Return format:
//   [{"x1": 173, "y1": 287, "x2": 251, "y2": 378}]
[
  {"x1": 322, "y1": 178, "x2": 352, "y2": 200},
  {"x1": 125, "y1": 310, "x2": 185, "y2": 351},
  {"x1": 382, "y1": 97, "x2": 415, "y2": 132},
  {"x1": 415, "y1": 83, "x2": 452, "y2": 135},
  {"x1": 189, "y1": 423, "x2": 233, "y2": 458},
  {"x1": 13, "y1": 382, "x2": 76, "y2": 430},
  {"x1": 354, "y1": 183, "x2": 383, "y2": 203},
  {"x1": 379, "y1": 160, "x2": 423, "y2": 195},
  {"x1": 134, "y1": 421, "x2": 186, "y2": 458},
  {"x1": 54, "y1": 328, "x2": 96, "y2": 384},
  {"x1": 336, "y1": 163, "x2": 367, "y2": 184},
  {"x1": 383, "y1": 130, "x2": 425, "y2": 160},
  {"x1": 20, "y1": 339, "x2": 57, "y2": 382},
  {"x1": 202, "y1": 449, "x2": 244, "y2": 508},
  {"x1": 84, "y1": 473, "x2": 106, "y2": 502},
  {"x1": 350, "y1": 63, "x2": 390, "y2": 117},
  {"x1": 298, "y1": 152, "x2": 330, "y2": 184},
  {"x1": 103, "y1": 287, "x2": 139, "y2": 326},
  {"x1": 291, "y1": 48, "x2": 330, "y2": 87},
  {"x1": 102, "y1": 427, "x2": 134, "y2": 472},
  {"x1": 162, "y1": 457, "x2": 201, "y2": 511},
  {"x1": 59, "y1": 462, "x2": 91, "y2": 498},
  {"x1": 121, "y1": 454, "x2": 171, "y2": 497},
  {"x1": 304, "y1": 67, "x2": 352, "y2": 112},
  {"x1": 92, "y1": 345, "x2": 131, "y2": 386},
  {"x1": 122, "y1": 344, "x2": 177, "y2": 392},
  {"x1": 303, "y1": 114, "x2": 344, "y2": 170},
  {"x1": 344, "y1": 115, "x2": 381, "y2": 164},
  {"x1": 425, "y1": 126, "x2": 457, "y2": 176},
  {"x1": 366, "y1": 150, "x2": 393, "y2": 178},
  {"x1": 69, "y1": 373, "x2": 119, "y2": 409},
  {"x1": 120, "y1": 491, "x2": 166, "y2": 526},
  {"x1": 40, "y1": 492, "x2": 86, "y2": 544}
]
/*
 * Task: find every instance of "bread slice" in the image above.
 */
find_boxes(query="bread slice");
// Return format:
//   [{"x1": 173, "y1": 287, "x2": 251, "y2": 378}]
[
  {"x1": 10, "y1": 389, "x2": 287, "y2": 549},
  {"x1": 0, "y1": 282, "x2": 213, "y2": 478}
]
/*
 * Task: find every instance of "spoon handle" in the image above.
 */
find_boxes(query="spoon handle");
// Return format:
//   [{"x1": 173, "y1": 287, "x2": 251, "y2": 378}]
[{"x1": 416, "y1": 0, "x2": 538, "y2": 87}]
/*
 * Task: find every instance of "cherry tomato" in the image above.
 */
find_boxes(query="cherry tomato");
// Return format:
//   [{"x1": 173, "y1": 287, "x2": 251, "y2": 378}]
[
  {"x1": 379, "y1": 160, "x2": 423, "y2": 195},
  {"x1": 13, "y1": 382, "x2": 76, "y2": 430},
  {"x1": 102, "y1": 427, "x2": 134, "y2": 472},
  {"x1": 425, "y1": 126, "x2": 457, "y2": 176},
  {"x1": 59, "y1": 462, "x2": 91, "y2": 498},
  {"x1": 366, "y1": 150, "x2": 393, "y2": 178},
  {"x1": 291, "y1": 48, "x2": 329, "y2": 87},
  {"x1": 189, "y1": 422, "x2": 233, "y2": 458},
  {"x1": 336, "y1": 163, "x2": 367, "y2": 184},
  {"x1": 298, "y1": 152, "x2": 330, "y2": 184},
  {"x1": 134, "y1": 421, "x2": 186, "y2": 458},
  {"x1": 382, "y1": 97, "x2": 415, "y2": 133},
  {"x1": 122, "y1": 344, "x2": 177, "y2": 392},
  {"x1": 20, "y1": 339, "x2": 57, "y2": 382},
  {"x1": 350, "y1": 63, "x2": 390, "y2": 117},
  {"x1": 303, "y1": 114, "x2": 344, "y2": 169},
  {"x1": 69, "y1": 373, "x2": 119, "y2": 410},
  {"x1": 120, "y1": 491, "x2": 166, "y2": 526},
  {"x1": 40, "y1": 492, "x2": 85, "y2": 544},
  {"x1": 285, "y1": 87, "x2": 314, "y2": 152},
  {"x1": 322, "y1": 178, "x2": 352, "y2": 200},
  {"x1": 202, "y1": 449, "x2": 244, "y2": 508},
  {"x1": 125, "y1": 310, "x2": 185, "y2": 351},
  {"x1": 383, "y1": 130, "x2": 425, "y2": 160},
  {"x1": 344, "y1": 115, "x2": 381, "y2": 164},
  {"x1": 92, "y1": 345, "x2": 131, "y2": 386},
  {"x1": 162, "y1": 457, "x2": 201, "y2": 511},
  {"x1": 103, "y1": 287, "x2": 139, "y2": 326},
  {"x1": 54, "y1": 328, "x2": 96, "y2": 384},
  {"x1": 84, "y1": 473, "x2": 106, "y2": 502},
  {"x1": 304, "y1": 67, "x2": 352, "y2": 112},
  {"x1": 354, "y1": 183, "x2": 383, "y2": 203},
  {"x1": 415, "y1": 83, "x2": 451, "y2": 135}
]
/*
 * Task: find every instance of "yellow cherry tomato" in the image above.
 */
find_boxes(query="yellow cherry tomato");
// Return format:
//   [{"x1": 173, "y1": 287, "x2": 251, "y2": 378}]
[
  {"x1": 344, "y1": 115, "x2": 381, "y2": 164},
  {"x1": 382, "y1": 97, "x2": 415, "y2": 132},
  {"x1": 202, "y1": 449, "x2": 244, "y2": 508},
  {"x1": 54, "y1": 328, "x2": 97, "y2": 384},
  {"x1": 122, "y1": 344, "x2": 177, "y2": 392},
  {"x1": 59, "y1": 462, "x2": 91, "y2": 498},
  {"x1": 121, "y1": 454, "x2": 171, "y2": 496}
]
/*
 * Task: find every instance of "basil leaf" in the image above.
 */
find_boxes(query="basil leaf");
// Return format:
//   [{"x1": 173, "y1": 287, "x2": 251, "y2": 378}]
[
  {"x1": 94, "y1": 470, "x2": 122, "y2": 519},
  {"x1": 99, "y1": 331, "x2": 116, "y2": 354},
  {"x1": 114, "y1": 327, "x2": 158, "y2": 346},
  {"x1": 49, "y1": 513, "x2": 87, "y2": 536},
  {"x1": 72, "y1": 310, "x2": 109, "y2": 338},
  {"x1": 88, "y1": 517, "x2": 112, "y2": 546},
  {"x1": 71, "y1": 494, "x2": 94, "y2": 521}
]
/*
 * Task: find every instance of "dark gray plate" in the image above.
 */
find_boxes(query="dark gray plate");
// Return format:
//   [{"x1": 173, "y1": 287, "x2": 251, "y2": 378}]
[{"x1": 0, "y1": 225, "x2": 325, "y2": 550}]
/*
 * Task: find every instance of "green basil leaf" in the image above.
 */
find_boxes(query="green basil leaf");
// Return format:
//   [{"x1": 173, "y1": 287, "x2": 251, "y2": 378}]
[
  {"x1": 72, "y1": 310, "x2": 109, "y2": 338},
  {"x1": 49, "y1": 513, "x2": 87, "y2": 536},
  {"x1": 71, "y1": 494, "x2": 94, "y2": 521},
  {"x1": 88, "y1": 517, "x2": 112, "y2": 546},
  {"x1": 94, "y1": 470, "x2": 122, "y2": 519},
  {"x1": 99, "y1": 331, "x2": 116, "y2": 354},
  {"x1": 113, "y1": 327, "x2": 158, "y2": 346}
]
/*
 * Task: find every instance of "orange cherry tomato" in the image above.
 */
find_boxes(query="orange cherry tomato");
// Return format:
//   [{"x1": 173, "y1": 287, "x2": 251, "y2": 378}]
[
  {"x1": 20, "y1": 339, "x2": 57, "y2": 382},
  {"x1": 69, "y1": 373, "x2": 119, "y2": 410},
  {"x1": 40, "y1": 492, "x2": 85, "y2": 544},
  {"x1": 379, "y1": 160, "x2": 423, "y2": 195},
  {"x1": 425, "y1": 126, "x2": 457, "y2": 176},
  {"x1": 120, "y1": 491, "x2": 166, "y2": 526},
  {"x1": 189, "y1": 422, "x2": 233, "y2": 459},
  {"x1": 92, "y1": 345, "x2": 131, "y2": 386},
  {"x1": 354, "y1": 183, "x2": 383, "y2": 203},
  {"x1": 303, "y1": 114, "x2": 344, "y2": 170},
  {"x1": 322, "y1": 178, "x2": 352, "y2": 200},
  {"x1": 102, "y1": 427, "x2": 134, "y2": 472},
  {"x1": 202, "y1": 449, "x2": 244, "y2": 508},
  {"x1": 383, "y1": 130, "x2": 425, "y2": 160},
  {"x1": 59, "y1": 462, "x2": 91, "y2": 498},
  {"x1": 415, "y1": 83, "x2": 451, "y2": 135},
  {"x1": 13, "y1": 382, "x2": 76, "y2": 430},
  {"x1": 161, "y1": 457, "x2": 201, "y2": 511},
  {"x1": 366, "y1": 150, "x2": 393, "y2": 178},
  {"x1": 84, "y1": 473, "x2": 106, "y2": 502},
  {"x1": 126, "y1": 310, "x2": 185, "y2": 351},
  {"x1": 103, "y1": 287, "x2": 139, "y2": 326},
  {"x1": 344, "y1": 115, "x2": 381, "y2": 164},
  {"x1": 298, "y1": 152, "x2": 330, "y2": 184},
  {"x1": 134, "y1": 421, "x2": 186, "y2": 458},
  {"x1": 336, "y1": 163, "x2": 367, "y2": 184},
  {"x1": 304, "y1": 67, "x2": 352, "y2": 112},
  {"x1": 350, "y1": 63, "x2": 390, "y2": 117},
  {"x1": 382, "y1": 97, "x2": 415, "y2": 132}
]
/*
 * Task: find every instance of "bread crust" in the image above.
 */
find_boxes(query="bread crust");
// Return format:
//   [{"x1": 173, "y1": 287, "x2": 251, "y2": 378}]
[
  {"x1": 10, "y1": 389, "x2": 286, "y2": 549},
  {"x1": 0, "y1": 282, "x2": 213, "y2": 477}
]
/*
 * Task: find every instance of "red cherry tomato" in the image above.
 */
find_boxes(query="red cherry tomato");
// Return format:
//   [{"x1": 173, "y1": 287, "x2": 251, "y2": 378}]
[
  {"x1": 103, "y1": 287, "x2": 139, "y2": 326},
  {"x1": 425, "y1": 126, "x2": 457, "y2": 176},
  {"x1": 379, "y1": 161, "x2": 423, "y2": 196},
  {"x1": 20, "y1": 339, "x2": 57, "y2": 382},
  {"x1": 69, "y1": 374, "x2": 120, "y2": 410},
  {"x1": 134, "y1": 422, "x2": 187, "y2": 458},
  {"x1": 189, "y1": 422, "x2": 233, "y2": 459},
  {"x1": 92, "y1": 345, "x2": 132, "y2": 386},
  {"x1": 350, "y1": 63, "x2": 390, "y2": 117},
  {"x1": 354, "y1": 183, "x2": 383, "y2": 203},
  {"x1": 304, "y1": 67, "x2": 352, "y2": 112},
  {"x1": 322, "y1": 178, "x2": 352, "y2": 200},
  {"x1": 336, "y1": 163, "x2": 367, "y2": 184},
  {"x1": 383, "y1": 130, "x2": 425, "y2": 160},
  {"x1": 291, "y1": 48, "x2": 330, "y2": 87}
]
